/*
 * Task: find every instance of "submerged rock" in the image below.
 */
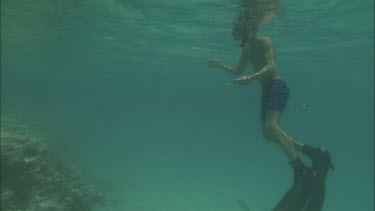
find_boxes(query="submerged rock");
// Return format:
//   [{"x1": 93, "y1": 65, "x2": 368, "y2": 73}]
[{"x1": 0, "y1": 120, "x2": 105, "y2": 211}]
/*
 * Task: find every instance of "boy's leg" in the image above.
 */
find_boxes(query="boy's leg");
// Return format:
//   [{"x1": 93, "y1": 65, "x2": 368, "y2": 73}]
[
  {"x1": 263, "y1": 110, "x2": 313, "y2": 211},
  {"x1": 262, "y1": 110, "x2": 300, "y2": 160}
]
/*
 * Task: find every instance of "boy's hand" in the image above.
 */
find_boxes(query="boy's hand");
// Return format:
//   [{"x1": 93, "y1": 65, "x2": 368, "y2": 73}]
[
  {"x1": 208, "y1": 58, "x2": 223, "y2": 69},
  {"x1": 232, "y1": 75, "x2": 253, "y2": 85}
]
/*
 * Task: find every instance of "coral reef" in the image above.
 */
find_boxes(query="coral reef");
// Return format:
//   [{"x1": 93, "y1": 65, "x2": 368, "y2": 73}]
[{"x1": 1, "y1": 120, "x2": 104, "y2": 211}]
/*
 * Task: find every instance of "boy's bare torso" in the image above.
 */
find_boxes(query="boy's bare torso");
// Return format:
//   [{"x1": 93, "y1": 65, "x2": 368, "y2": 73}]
[{"x1": 247, "y1": 37, "x2": 281, "y2": 87}]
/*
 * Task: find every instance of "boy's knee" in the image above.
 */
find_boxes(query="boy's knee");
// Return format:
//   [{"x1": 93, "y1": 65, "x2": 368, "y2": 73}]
[{"x1": 262, "y1": 122, "x2": 280, "y2": 142}]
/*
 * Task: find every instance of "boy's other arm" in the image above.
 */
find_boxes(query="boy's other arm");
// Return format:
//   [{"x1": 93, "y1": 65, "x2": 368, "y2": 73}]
[
  {"x1": 232, "y1": 39, "x2": 277, "y2": 84},
  {"x1": 251, "y1": 40, "x2": 276, "y2": 80}
]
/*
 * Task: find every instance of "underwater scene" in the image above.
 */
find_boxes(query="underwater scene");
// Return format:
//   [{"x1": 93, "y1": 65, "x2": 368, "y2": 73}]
[{"x1": 1, "y1": 0, "x2": 374, "y2": 210}]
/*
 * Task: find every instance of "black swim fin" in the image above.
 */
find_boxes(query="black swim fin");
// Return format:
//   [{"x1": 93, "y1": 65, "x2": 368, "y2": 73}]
[
  {"x1": 304, "y1": 178, "x2": 326, "y2": 211},
  {"x1": 301, "y1": 145, "x2": 334, "y2": 180},
  {"x1": 302, "y1": 146, "x2": 333, "y2": 211},
  {"x1": 272, "y1": 158, "x2": 314, "y2": 211}
]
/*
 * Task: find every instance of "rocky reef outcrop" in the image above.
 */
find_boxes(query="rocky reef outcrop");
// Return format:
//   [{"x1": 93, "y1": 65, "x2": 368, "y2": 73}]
[{"x1": 1, "y1": 120, "x2": 104, "y2": 211}]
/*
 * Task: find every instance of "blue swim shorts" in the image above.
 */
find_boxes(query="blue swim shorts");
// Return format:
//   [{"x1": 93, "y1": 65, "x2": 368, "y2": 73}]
[{"x1": 261, "y1": 79, "x2": 289, "y2": 118}]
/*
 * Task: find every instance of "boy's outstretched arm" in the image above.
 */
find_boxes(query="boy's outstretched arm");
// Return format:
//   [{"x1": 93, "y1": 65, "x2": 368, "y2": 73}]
[{"x1": 208, "y1": 42, "x2": 250, "y2": 75}]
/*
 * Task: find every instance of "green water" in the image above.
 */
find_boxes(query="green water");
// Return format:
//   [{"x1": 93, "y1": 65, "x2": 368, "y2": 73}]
[{"x1": 1, "y1": 0, "x2": 374, "y2": 210}]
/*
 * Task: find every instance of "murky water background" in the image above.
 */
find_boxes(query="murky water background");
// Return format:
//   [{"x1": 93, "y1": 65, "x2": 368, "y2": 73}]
[{"x1": 1, "y1": 0, "x2": 373, "y2": 210}]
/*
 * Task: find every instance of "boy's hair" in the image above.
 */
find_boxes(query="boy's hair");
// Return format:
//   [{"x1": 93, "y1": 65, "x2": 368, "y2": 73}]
[{"x1": 232, "y1": 0, "x2": 282, "y2": 44}]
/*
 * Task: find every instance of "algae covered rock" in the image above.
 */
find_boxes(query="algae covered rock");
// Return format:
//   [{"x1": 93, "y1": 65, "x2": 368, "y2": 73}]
[{"x1": 0, "y1": 120, "x2": 105, "y2": 211}]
